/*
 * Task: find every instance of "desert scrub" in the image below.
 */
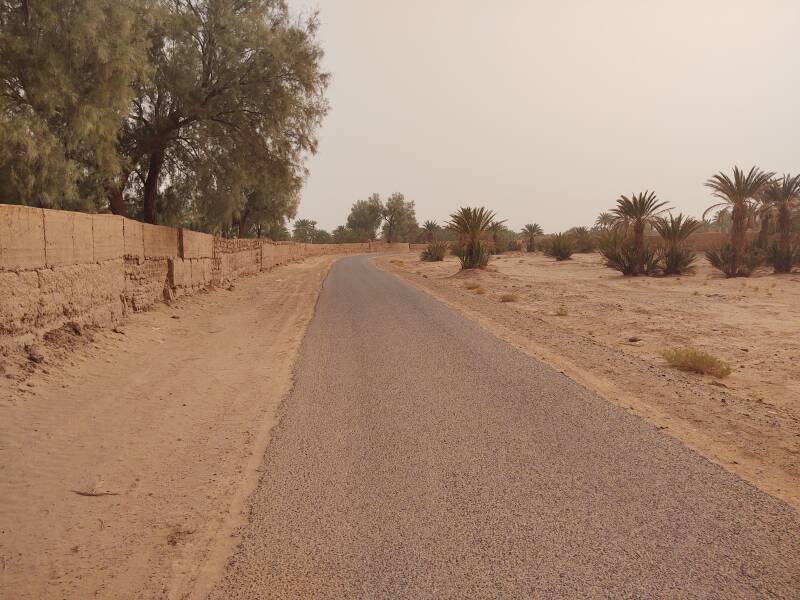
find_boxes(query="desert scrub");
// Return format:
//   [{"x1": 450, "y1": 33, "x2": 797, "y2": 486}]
[
  {"x1": 662, "y1": 347, "x2": 732, "y2": 378},
  {"x1": 599, "y1": 230, "x2": 661, "y2": 276},
  {"x1": 420, "y1": 240, "x2": 447, "y2": 262},
  {"x1": 542, "y1": 233, "x2": 575, "y2": 261},
  {"x1": 452, "y1": 240, "x2": 490, "y2": 269},
  {"x1": 499, "y1": 293, "x2": 518, "y2": 303},
  {"x1": 706, "y1": 242, "x2": 764, "y2": 278}
]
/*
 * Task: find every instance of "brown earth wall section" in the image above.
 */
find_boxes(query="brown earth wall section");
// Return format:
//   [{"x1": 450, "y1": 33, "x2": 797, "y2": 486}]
[{"x1": 0, "y1": 205, "x2": 410, "y2": 348}]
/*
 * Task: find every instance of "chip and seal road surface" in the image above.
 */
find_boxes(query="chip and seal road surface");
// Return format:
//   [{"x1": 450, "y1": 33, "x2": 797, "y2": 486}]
[{"x1": 210, "y1": 256, "x2": 800, "y2": 598}]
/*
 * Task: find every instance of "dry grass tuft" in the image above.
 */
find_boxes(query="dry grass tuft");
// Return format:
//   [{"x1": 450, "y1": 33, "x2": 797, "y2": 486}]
[
  {"x1": 662, "y1": 347, "x2": 732, "y2": 378},
  {"x1": 555, "y1": 304, "x2": 568, "y2": 316},
  {"x1": 464, "y1": 281, "x2": 480, "y2": 290},
  {"x1": 500, "y1": 293, "x2": 518, "y2": 303},
  {"x1": 389, "y1": 259, "x2": 404, "y2": 265},
  {"x1": 474, "y1": 286, "x2": 487, "y2": 295}
]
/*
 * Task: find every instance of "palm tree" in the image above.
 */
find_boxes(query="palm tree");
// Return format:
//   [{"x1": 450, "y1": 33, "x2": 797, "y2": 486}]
[
  {"x1": 710, "y1": 207, "x2": 732, "y2": 233},
  {"x1": 763, "y1": 174, "x2": 800, "y2": 273},
  {"x1": 422, "y1": 220, "x2": 439, "y2": 242},
  {"x1": 704, "y1": 166, "x2": 774, "y2": 275},
  {"x1": 755, "y1": 189, "x2": 774, "y2": 248},
  {"x1": 292, "y1": 219, "x2": 317, "y2": 243},
  {"x1": 446, "y1": 207, "x2": 497, "y2": 269},
  {"x1": 521, "y1": 223, "x2": 543, "y2": 252},
  {"x1": 610, "y1": 191, "x2": 669, "y2": 274},
  {"x1": 654, "y1": 213, "x2": 701, "y2": 275},
  {"x1": 594, "y1": 212, "x2": 614, "y2": 230}
]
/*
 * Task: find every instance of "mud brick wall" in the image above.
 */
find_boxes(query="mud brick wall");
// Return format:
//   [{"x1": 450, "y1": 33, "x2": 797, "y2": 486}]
[{"x1": 0, "y1": 204, "x2": 410, "y2": 349}]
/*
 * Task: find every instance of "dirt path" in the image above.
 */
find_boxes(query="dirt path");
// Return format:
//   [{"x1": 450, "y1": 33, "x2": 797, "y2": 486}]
[
  {"x1": 211, "y1": 256, "x2": 800, "y2": 598},
  {"x1": 0, "y1": 255, "x2": 337, "y2": 599}
]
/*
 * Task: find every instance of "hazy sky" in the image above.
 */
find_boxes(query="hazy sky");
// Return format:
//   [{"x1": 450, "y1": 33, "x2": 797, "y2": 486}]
[{"x1": 290, "y1": 0, "x2": 800, "y2": 233}]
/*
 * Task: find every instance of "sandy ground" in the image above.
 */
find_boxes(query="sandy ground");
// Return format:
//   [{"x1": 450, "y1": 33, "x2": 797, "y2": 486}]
[
  {"x1": 0, "y1": 255, "x2": 336, "y2": 599},
  {"x1": 377, "y1": 252, "x2": 800, "y2": 511}
]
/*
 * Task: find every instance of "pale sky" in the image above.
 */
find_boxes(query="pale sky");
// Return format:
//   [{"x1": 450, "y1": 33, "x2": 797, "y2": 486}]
[{"x1": 290, "y1": 0, "x2": 800, "y2": 233}]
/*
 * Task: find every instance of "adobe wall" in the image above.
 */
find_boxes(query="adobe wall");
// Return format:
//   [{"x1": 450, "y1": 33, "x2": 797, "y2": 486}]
[{"x1": 0, "y1": 204, "x2": 409, "y2": 349}]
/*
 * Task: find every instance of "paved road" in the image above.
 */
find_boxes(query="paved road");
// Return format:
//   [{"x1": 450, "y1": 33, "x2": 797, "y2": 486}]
[{"x1": 211, "y1": 256, "x2": 800, "y2": 599}]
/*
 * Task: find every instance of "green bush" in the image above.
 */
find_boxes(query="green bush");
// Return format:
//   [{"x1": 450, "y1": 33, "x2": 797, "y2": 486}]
[
  {"x1": 766, "y1": 241, "x2": 800, "y2": 273},
  {"x1": 599, "y1": 232, "x2": 661, "y2": 275},
  {"x1": 706, "y1": 242, "x2": 764, "y2": 277},
  {"x1": 420, "y1": 240, "x2": 447, "y2": 262},
  {"x1": 661, "y1": 245, "x2": 697, "y2": 275},
  {"x1": 453, "y1": 240, "x2": 490, "y2": 269},
  {"x1": 570, "y1": 227, "x2": 596, "y2": 253},
  {"x1": 542, "y1": 233, "x2": 575, "y2": 261}
]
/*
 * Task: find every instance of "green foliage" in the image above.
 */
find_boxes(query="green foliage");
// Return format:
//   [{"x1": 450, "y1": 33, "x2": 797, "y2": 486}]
[
  {"x1": 488, "y1": 222, "x2": 514, "y2": 255},
  {"x1": 662, "y1": 347, "x2": 732, "y2": 378},
  {"x1": 0, "y1": 0, "x2": 150, "y2": 210},
  {"x1": 446, "y1": 207, "x2": 497, "y2": 270},
  {"x1": 611, "y1": 191, "x2": 669, "y2": 232},
  {"x1": 542, "y1": 233, "x2": 575, "y2": 261},
  {"x1": 766, "y1": 241, "x2": 800, "y2": 273},
  {"x1": 261, "y1": 222, "x2": 291, "y2": 241},
  {"x1": 312, "y1": 229, "x2": 332, "y2": 244},
  {"x1": 332, "y1": 225, "x2": 370, "y2": 243},
  {"x1": 422, "y1": 220, "x2": 440, "y2": 242},
  {"x1": 0, "y1": 0, "x2": 328, "y2": 231},
  {"x1": 420, "y1": 241, "x2": 447, "y2": 262},
  {"x1": 293, "y1": 219, "x2": 317, "y2": 243},
  {"x1": 382, "y1": 193, "x2": 418, "y2": 243},
  {"x1": 347, "y1": 194, "x2": 384, "y2": 239},
  {"x1": 521, "y1": 223, "x2": 543, "y2": 252},
  {"x1": 661, "y1": 246, "x2": 697, "y2": 275},
  {"x1": 568, "y1": 226, "x2": 595, "y2": 253},
  {"x1": 599, "y1": 231, "x2": 661, "y2": 275},
  {"x1": 704, "y1": 167, "x2": 773, "y2": 276},
  {"x1": 452, "y1": 240, "x2": 490, "y2": 269},
  {"x1": 762, "y1": 174, "x2": 800, "y2": 273},
  {"x1": 706, "y1": 242, "x2": 764, "y2": 277},
  {"x1": 609, "y1": 191, "x2": 669, "y2": 273},
  {"x1": 653, "y1": 213, "x2": 701, "y2": 245},
  {"x1": 594, "y1": 212, "x2": 614, "y2": 230},
  {"x1": 446, "y1": 207, "x2": 497, "y2": 243},
  {"x1": 654, "y1": 213, "x2": 701, "y2": 275}
]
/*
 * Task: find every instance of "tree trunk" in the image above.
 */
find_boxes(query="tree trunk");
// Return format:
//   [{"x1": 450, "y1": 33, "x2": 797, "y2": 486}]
[
  {"x1": 107, "y1": 184, "x2": 127, "y2": 217},
  {"x1": 142, "y1": 149, "x2": 165, "y2": 224},
  {"x1": 237, "y1": 209, "x2": 249, "y2": 238},
  {"x1": 633, "y1": 222, "x2": 645, "y2": 274},
  {"x1": 757, "y1": 212, "x2": 770, "y2": 248},
  {"x1": 776, "y1": 202, "x2": 791, "y2": 273},
  {"x1": 730, "y1": 202, "x2": 748, "y2": 276},
  {"x1": 105, "y1": 169, "x2": 131, "y2": 217}
]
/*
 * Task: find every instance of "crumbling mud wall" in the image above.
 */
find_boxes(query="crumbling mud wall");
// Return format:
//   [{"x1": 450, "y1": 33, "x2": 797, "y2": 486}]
[{"x1": 0, "y1": 204, "x2": 408, "y2": 348}]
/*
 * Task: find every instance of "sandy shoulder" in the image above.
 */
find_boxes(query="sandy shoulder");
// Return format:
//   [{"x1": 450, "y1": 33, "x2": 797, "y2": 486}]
[
  {"x1": 375, "y1": 252, "x2": 800, "y2": 512},
  {"x1": 0, "y1": 255, "x2": 338, "y2": 599}
]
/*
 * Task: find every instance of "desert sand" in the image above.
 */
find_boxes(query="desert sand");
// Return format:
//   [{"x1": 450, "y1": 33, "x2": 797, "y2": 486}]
[
  {"x1": 378, "y1": 252, "x2": 800, "y2": 511},
  {"x1": 0, "y1": 255, "x2": 337, "y2": 599}
]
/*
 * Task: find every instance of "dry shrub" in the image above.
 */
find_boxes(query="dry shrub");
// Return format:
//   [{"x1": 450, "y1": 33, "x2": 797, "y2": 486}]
[
  {"x1": 474, "y1": 287, "x2": 486, "y2": 295},
  {"x1": 542, "y1": 233, "x2": 575, "y2": 261},
  {"x1": 420, "y1": 241, "x2": 447, "y2": 262},
  {"x1": 662, "y1": 347, "x2": 732, "y2": 378},
  {"x1": 464, "y1": 281, "x2": 480, "y2": 290},
  {"x1": 500, "y1": 293, "x2": 518, "y2": 303},
  {"x1": 706, "y1": 243, "x2": 764, "y2": 278}
]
